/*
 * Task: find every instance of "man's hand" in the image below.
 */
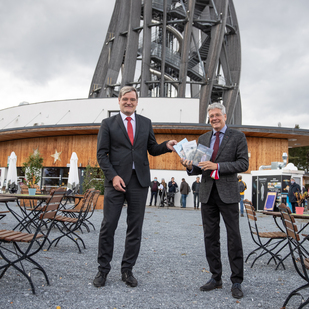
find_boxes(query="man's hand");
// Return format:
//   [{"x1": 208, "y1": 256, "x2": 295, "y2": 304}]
[
  {"x1": 180, "y1": 158, "x2": 193, "y2": 170},
  {"x1": 198, "y1": 161, "x2": 218, "y2": 171},
  {"x1": 113, "y1": 175, "x2": 126, "y2": 192},
  {"x1": 166, "y1": 140, "x2": 178, "y2": 151}
]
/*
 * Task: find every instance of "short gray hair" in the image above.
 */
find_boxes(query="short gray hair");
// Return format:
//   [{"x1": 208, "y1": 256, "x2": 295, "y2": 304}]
[
  {"x1": 119, "y1": 86, "x2": 138, "y2": 100},
  {"x1": 207, "y1": 103, "x2": 226, "y2": 115}
]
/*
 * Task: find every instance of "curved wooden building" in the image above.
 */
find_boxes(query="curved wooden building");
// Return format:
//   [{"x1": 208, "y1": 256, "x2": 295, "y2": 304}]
[{"x1": 0, "y1": 98, "x2": 308, "y2": 191}]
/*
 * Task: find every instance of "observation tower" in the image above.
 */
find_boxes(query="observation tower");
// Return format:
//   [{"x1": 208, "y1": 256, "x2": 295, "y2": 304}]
[{"x1": 89, "y1": 0, "x2": 242, "y2": 124}]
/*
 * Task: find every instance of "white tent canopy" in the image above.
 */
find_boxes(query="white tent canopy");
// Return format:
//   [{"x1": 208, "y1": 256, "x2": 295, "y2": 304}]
[
  {"x1": 6, "y1": 151, "x2": 18, "y2": 188},
  {"x1": 67, "y1": 152, "x2": 79, "y2": 190}
]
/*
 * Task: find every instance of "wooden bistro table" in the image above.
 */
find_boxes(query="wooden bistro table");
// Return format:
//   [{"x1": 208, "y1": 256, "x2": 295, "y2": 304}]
[
  {"x1": 262, "y1": 210, "x2": 309, "y2": 234},
  {"x1": 262, "y1": 210, "x2": 309, "y2": 268},
  {"x1": 0, "y1": 196, "x2": 17, "y2": 221},
  {"x1": 0, "y1": 193, "x2": 51, "y2": 232}
]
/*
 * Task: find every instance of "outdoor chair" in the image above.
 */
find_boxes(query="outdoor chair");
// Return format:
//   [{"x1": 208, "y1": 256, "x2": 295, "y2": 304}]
[
  {"x1": 0, "y1": 210, "x2": 10, "y2": 221},
  {"x1": 0, "y1": 191, "x2": 63, "y2": 294},
  {"x1": 47, "y1": 189, "x2": 95, "y2": 253},
  {"x1": 20, "y1": 187, "x2": 67, "y2": 233},
  {"x1": 58, "y1": 188, "x2": 99, "y2": 232},
  {"x1": 19, "y1": 182, "x2": 38, "y2": 209},
  {"x1": 83, "y1": 190, "x2": 100, "y2": 231},
  {"x1": 279, "y1": 203, "x2": 309, "y2": 309},
  {"x1": 244, "y1": 200, "x2": 288, "y2": 269}
]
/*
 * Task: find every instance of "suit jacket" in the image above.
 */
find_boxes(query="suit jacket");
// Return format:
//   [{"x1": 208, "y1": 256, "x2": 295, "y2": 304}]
[
  {"x1": 190, "y1": 127, "x2": 248, "y2": 204},
  {"x1": 97, "y1": 113, "x2": 170, "y2": 188}
]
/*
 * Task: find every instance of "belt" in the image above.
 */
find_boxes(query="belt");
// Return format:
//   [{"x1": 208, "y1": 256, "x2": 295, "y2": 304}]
[{"x1": 132, "y1": 169, "x2": 137, "y2": 175}]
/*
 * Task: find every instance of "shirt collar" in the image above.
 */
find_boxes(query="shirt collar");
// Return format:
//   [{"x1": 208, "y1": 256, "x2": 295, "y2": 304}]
[
  {"x1": 212, "y1": 125, "x2": 227, "y2": 136},
  {"x1": 120, "y1": 111, "x2": 135, "y2": 122}
]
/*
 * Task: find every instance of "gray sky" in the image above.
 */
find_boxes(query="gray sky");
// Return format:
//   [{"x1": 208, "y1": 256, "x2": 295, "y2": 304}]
[{"x1": 1, "y1": 0, "x2": 309, "y2": 129}]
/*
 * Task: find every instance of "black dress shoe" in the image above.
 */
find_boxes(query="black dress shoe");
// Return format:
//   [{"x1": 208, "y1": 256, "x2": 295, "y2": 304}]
[
  {"x1": 93, "y1": 271, "x2": 108, "y2": 287},
  {"x1": 200, "y1": 278, "x2": 222, "y2": 291},
  {"x1": 231, "y1": 283, "x2": 243, "y2": 299},
  {"x1": 122, "y1": 270, "x2": 138, "y2": 287}
]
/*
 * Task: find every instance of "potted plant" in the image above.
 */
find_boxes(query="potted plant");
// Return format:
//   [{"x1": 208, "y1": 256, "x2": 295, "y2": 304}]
[
  {"x1": 294, "y1": 191, "x2": 308, "y2": 214},
  {"x1": 22, "y1": 150, "x2": 44, "y2": 195},
  {"x1": 82, "y1": 162, "x2": 105, "y2": 209}
]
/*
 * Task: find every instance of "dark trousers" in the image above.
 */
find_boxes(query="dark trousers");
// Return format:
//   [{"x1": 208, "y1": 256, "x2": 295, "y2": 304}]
[
  {"x1": 201, "y1": 184, "x2": 243, "y2": 284},
  {"x1": 167, "y1": 192, "x2": 175, "y2": 206},
  {"x1": 149, "y1": 191, "x2": 158, "y2": 206},
  {"x1": 193, "y1": 192, "x2": 199, "y2": 208},
  {"x1": 97, "y1": 173, "x2": 148, "y2": 273},
  {"x1": 291, "y1": 202, "x2": 297, "y2": 213}
]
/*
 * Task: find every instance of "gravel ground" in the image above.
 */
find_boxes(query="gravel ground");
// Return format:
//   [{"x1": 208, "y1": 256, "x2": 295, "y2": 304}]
[{"x1": 0, "y1": 202, "x2": 308, "y2": 309}]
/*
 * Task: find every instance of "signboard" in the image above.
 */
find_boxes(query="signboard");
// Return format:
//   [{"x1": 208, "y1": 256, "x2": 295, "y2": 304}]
[{"x1": 264, "y1": 192, "x2": 277, "y2": 211}]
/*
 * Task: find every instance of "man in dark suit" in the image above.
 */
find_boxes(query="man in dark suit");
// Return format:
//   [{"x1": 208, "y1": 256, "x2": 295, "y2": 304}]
[
  {"x1": 93, "y1": 86, "x2": 177, "y2": 288},
  {"x1": 181, "y1": 103, "x2": 248, "y2": 299}
]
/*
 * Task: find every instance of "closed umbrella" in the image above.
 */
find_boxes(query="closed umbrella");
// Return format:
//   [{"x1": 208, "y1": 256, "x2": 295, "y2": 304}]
[
  {"x1": 7, "y1": 152, "x2": 18, "y2": 186},
  {"x1": 67, "y1": 152, "x2": 79, "y2": 192},
  {"x1": 7, "y1": 151, "x2": 18, "y2": 191}
]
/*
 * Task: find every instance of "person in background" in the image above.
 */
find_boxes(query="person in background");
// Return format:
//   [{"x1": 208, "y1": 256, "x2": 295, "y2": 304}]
[
  {"x1": 180, "y1": 178, "x2": 190, "y2": 208},
  {"x1": 192, "y1": 177, "x2": 201, "y2": 209},
  {"x1": 149, "y1": 177, "x2": 159, "y2": 206},
  {"x1": 159, "y1": 178, "x2": 167, "y2": 199},
  {"x1": 237, "y1": 175, "x2": 247, "y2": 217},
  {"x1": 159, "y1": 179, "x2": 167, "y2": 207},
  {"x1": 288, "y1": 178, "x2": 301, "y2": 213},
  {"x1": 168, "y1": 177, "x2": 178, "y2": 206}
]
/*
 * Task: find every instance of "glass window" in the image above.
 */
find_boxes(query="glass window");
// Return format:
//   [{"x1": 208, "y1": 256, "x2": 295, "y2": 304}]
[{"x1": 42, "y1": 167, "x2": 69, "y2": 188}]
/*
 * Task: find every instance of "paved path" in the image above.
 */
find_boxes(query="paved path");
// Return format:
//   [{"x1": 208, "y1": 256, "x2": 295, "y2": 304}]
[{"x1": 0, "y1": 203, "x2": 306, "y2": 308}]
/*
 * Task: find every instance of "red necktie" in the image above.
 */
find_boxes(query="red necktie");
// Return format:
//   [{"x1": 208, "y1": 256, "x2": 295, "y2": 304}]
[
  {"x1": 211, "y1": 132, "x2": 220, "y2": 162},
  {"x1": 126, "y1": 117, "x2": 134, "y2": 145}
]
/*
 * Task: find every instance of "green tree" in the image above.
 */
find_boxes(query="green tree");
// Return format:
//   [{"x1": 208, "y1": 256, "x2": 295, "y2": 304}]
[
  {"x1": 82, "y1": 162, "x2": 105, "y2": 195},
  {"x1": 289, "y1": 146, "x2": 309, "y2": 172},
  {"x1": 22, "y1": 150, "x2": 44, "y2": 187}
]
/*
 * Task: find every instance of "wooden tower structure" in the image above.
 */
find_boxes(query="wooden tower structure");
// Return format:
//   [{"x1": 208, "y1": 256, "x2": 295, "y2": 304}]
[{"x1": 89, "y1": 0, "x2": 242, "y2": 124}]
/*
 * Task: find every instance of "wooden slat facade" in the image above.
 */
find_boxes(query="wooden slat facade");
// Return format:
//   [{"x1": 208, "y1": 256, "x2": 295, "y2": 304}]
[{"x1": 0, "y1": 132, "x2": 289, "y2": 173}]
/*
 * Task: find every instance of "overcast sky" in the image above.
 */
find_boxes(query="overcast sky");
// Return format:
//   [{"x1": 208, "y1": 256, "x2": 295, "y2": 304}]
[{"x1": 1, "y1": 0, "x2": 309, "y2": 129}]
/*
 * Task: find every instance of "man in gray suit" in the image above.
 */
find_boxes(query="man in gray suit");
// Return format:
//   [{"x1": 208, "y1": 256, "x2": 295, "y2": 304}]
[
  {"x1": 181, "y1": 103, "x2": 248, "y2": 299},
  {"x1": 93, "y1": 86, "x2": 177, "y2": 288}
]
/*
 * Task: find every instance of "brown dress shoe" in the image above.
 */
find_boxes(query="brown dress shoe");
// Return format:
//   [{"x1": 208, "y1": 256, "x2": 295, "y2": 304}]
[
  {"x1": 122, "y1": 270, "x2": 138, "y2": 287},
  {"x1": 200, "y1": 278, "x2": 222, "y2": 291}
]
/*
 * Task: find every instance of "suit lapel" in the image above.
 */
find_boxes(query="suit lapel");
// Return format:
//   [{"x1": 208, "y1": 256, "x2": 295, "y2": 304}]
[
  {"x1": 116, "y1": 114, "x2": 131, "y2": 144},
  {"x1": 134, "y1": 114, "x2": 139, "y2": 145}
]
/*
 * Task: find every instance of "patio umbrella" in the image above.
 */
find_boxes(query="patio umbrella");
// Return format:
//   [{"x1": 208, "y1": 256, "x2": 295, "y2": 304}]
[
  {"x1": 67, "y1": 152, "x2": 79, "y2": 191},
  {"x1": 6, "y1": 151, "x2": 18, "y2": 189}
]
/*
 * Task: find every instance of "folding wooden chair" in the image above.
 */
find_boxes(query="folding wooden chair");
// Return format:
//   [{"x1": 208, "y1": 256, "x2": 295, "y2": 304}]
[
  {"x1": 18, "y1": 187, "x2": 67, "y2": 234},
  {"x1": 83, "y1": 190, "x2": 100, "y2": 231},
  {"x1": 244, "y1": 200, "x2": 288, "y2": 269},
  {"x1": 0, "y1": 210, "x2": 10, "y2": 221},
  {"x1": 58, "y1": 189, "x2": 99, "y2": 232},
  {"x1": 47, "y1": 189, "x2": 95, "y2": 253},
  {"x1": 0, "y1": 192, "x2": 63, "y2": 294},
  {"x1": 279, "y1": 203, "x2": 309, "y2": 309}
]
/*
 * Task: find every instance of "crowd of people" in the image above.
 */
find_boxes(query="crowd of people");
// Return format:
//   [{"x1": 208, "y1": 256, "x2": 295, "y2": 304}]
[{"x1": 148, "y1": 176, "x2": 202, "y2": 208}]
